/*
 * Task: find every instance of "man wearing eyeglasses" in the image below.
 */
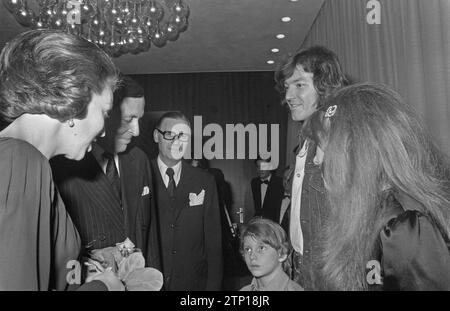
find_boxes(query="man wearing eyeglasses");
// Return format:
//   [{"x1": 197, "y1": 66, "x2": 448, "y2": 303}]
[
  {"x1": 51, "y1": 76, "x2": 161, "y2": 274},
  {"x1": 151, "y1": 111, "x2": 223, "y2": 291}
]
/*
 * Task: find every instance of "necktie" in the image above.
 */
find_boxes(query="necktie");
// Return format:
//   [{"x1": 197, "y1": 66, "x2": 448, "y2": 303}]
[
  {"x1": 166, "y1": 167, "x2": 176, "y2": 198},
  {"x1": 260, "y1": 179, "x2": 269, "y2": 185},
  {"x1": 104, "y1": 152, "x2": 121, "y2": 199}
]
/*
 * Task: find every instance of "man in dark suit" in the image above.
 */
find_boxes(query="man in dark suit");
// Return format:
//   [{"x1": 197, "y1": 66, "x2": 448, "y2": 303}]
[
  {"x1": 50, "y1": 76, "x2": 160, "y2": 269},
  {"x1": 251, "y1": 157, "x2": 284, "y2": 223},
  {"x1": 151, "y1": 112, "x2": 223, "y2": 290}
]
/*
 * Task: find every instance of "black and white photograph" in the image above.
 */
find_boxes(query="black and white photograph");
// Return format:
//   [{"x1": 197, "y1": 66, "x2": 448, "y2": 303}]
[{"x1": 0, "y1": 0, "x2": 450, "y2": 304}]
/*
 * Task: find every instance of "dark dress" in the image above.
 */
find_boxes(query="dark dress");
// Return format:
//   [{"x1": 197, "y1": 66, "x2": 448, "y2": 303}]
[
  {"x1": 0, "y1": 138, "x2": 104, "y2": 290},
  {"x1": 368, "y1": 191, "x2": 450, "y2": 290}
]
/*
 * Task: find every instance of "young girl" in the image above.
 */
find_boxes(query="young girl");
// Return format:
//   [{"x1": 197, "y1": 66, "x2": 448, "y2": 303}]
[{"x1": 240, "y1": 217, "x2": 303, "y2": 291}]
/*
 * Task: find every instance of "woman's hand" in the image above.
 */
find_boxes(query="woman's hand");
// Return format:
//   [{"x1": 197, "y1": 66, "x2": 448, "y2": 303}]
[{"x1": 86, "y1": 267, "x2": 125, "y2": 291}]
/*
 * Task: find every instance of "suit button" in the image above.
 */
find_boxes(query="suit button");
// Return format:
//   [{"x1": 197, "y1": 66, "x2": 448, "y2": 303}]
[
  {"x1": 172, "y1": 250, "x2": 177, "y2": 254},
  {"x1": 170, "y1": 224, "x2": 175, "y2": 229},
  {"x1": 301, "y1": 220, "x2": 307, "y2": 224}
]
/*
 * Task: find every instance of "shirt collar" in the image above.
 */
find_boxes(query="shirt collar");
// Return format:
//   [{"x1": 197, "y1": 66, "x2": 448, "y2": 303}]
[
  {"x1": 296, "y1": 140, "x2": 309, "y2": 158},
  {"x1": 91, "y1": 142, "x2": 105, "y2": 164},
  {"x1": 261, "y1": 174, "x2": 272, "y2": 183},
  {"x1": 250, "y1": 269, "x2": 290, "y2": 291},
  {"x1": 91, "y1": 143, "x2": 120, "y2": 176},
  {"x1": 157, "y1": 155, "x2": 182, "y2": 185}
]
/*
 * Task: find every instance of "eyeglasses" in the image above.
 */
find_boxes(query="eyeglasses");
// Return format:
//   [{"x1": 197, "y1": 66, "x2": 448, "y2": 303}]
[{"x1": 156, "y1": 128, "x2": 190, "y2": 142}]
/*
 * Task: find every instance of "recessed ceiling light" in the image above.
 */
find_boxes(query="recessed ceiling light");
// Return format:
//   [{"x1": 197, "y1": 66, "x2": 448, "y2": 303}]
[
  {"x1": 290, "y1": 0, "x2": 299, "y2": 2},
  {"x1": 276, "y1": 34, "x2": 285, "y2": 39},
  {"x1": 267, "y1": 60, "x2": 275, "y2": 65},
  {"x1": 281, "y1": 17, "x2": 291, "y2": 22},
  {"x1": 271, "y1": 48, "x2": 279, "y2": 53}
]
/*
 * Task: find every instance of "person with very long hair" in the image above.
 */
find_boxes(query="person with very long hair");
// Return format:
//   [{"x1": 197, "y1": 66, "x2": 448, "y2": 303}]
[
  {"x1": 302, "y1": 82, "x2": 450, "y2": 290},
  {"x1": 0, "y1": 29, "x2": 123, "y2": 290}
]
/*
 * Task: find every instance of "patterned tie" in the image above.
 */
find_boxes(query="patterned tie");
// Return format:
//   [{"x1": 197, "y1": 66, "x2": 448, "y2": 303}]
[
  {"x1": 166, "y1": 167, "x2": 176, "y2": 198},
  {"x1": 104, "y1": 152, "x2": 121, "y2": 199}
]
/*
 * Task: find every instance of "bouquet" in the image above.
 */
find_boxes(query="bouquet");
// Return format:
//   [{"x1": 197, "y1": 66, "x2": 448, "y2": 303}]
[{"x1": 85, "y1": 238, "x2": 163, "y2": 291}]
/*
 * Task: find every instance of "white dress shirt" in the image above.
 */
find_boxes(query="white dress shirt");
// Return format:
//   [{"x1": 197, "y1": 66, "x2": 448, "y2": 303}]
[
  {"x1": 91, "y1": 143, "x2": 120, "y2": 177},
  {"x1": 290, "y1": 141, "x2": 308, "y2": 255},
  {"x1": 260, "y1": 174, "x2": 271, "y2": 206},
  {"x1": 157, "y1": 156, "x2": 182, "y2": 187}
]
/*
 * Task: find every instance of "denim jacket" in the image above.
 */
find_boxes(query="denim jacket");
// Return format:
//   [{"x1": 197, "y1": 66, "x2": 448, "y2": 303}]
[{"x1": 287, "y1": 138, "x2": 329, "y2": 290}]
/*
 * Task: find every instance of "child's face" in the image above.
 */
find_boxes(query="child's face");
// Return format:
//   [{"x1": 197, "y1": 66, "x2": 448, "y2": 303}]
[{"x1": 242, "y1": 236, "x2": 285, "y2": 279}]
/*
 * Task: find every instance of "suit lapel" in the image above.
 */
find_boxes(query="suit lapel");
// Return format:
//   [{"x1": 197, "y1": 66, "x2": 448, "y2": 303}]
[
  {"x1": 151, "y1": 158, "x2": 163, "y2": 186},
  {"x1": 262, "y1": 177, "x2": 275, "y2": 209},
  {"x1": 151, "y1": 158, "x2": 173, "y2": 216},
  {"x1": 173, "y1": 162, "x2": 191, "y2": 222},
  {"x1": 81, "y1": 153, "x2": 125, "y2": 233},
  {"x1": 119, "y1": 151, "x2": 137, "y2": 236},
  {"x1": 151, "y1": 160, "x2": 193, "y2": 222},
  {"x1": 252, "y1": 179, "x2": 262, "y2": 210}
]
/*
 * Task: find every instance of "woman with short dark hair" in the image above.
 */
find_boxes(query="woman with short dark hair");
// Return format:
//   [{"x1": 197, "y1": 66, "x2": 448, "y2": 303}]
[{"x1": 0, "y1": 29, "x2": 122, "y2": 290}]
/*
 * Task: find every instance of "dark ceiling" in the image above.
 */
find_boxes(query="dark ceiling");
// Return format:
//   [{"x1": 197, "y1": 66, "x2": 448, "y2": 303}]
[{"x1": 0, "y1": 0, "x2": 324, "y2": 74}]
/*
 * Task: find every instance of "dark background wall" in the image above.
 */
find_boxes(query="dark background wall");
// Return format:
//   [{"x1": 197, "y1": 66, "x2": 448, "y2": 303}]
[{"x1": 130, "y1": 71, "x2": 288, "y2": 223}]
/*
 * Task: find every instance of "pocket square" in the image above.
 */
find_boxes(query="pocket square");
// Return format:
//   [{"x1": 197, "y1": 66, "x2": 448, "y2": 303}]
[
  {"x1": 141, "y1": 186, "x2": 150, "y2": 196},
  {"x1": 189, "y1": 189, "x2": 205, "y2": 206}
]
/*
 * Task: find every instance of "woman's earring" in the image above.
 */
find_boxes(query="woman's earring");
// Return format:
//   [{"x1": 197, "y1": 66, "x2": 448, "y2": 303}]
[{"x1": 68, "y1": 119, "x2": 75, "y2": 128}]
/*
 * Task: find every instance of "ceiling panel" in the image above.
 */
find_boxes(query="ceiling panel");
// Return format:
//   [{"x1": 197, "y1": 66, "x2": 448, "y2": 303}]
[{"x1": 0, "y1": 0, "x2": 325, "y2": 73}]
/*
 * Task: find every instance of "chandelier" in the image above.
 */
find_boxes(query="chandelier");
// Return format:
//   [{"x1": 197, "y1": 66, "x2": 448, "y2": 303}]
[{"x1": 3, "y1": 0, "x2": 190, "y2": 57}]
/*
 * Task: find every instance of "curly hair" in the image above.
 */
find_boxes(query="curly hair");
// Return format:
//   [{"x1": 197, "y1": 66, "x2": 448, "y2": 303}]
[
  {"x1": 274, "y1": 46, "x2": 348, "y2": 109},
  {"x1": 0, "y1": 29, "x2": 119, "y2": 123}
]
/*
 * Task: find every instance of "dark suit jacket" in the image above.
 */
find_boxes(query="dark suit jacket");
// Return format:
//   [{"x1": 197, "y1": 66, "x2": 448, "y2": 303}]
[
  {"x1": 151, "y1": 160, "x2": 223, "y2": 291},
  {"x1": 251, "y1": 174, "x2": 284, "y2": 223},
  {"x1": 50, "y1": 146, "x2": 160, "y2": 270}
]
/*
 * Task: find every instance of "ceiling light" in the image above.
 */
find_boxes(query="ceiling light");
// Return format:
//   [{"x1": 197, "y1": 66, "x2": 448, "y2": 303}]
[
  {"x1": 271, "y1": 48, "x2": 279, "y2": 53},
  {"x1": 3, "y1": 0, "x2": 190, "y2": 57},
  {"x1": 281, "y1": 17, "x2": 291, "y2": 22},
  {"x1": 276, "y1": 34, "x2": 285, "y2": 39},
  {"x1": 290, "y1": 0, "x2": 299, "y2": 2},
  {"x1": 267, "y1": 60, "x2": 275, "y2": 65}
]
